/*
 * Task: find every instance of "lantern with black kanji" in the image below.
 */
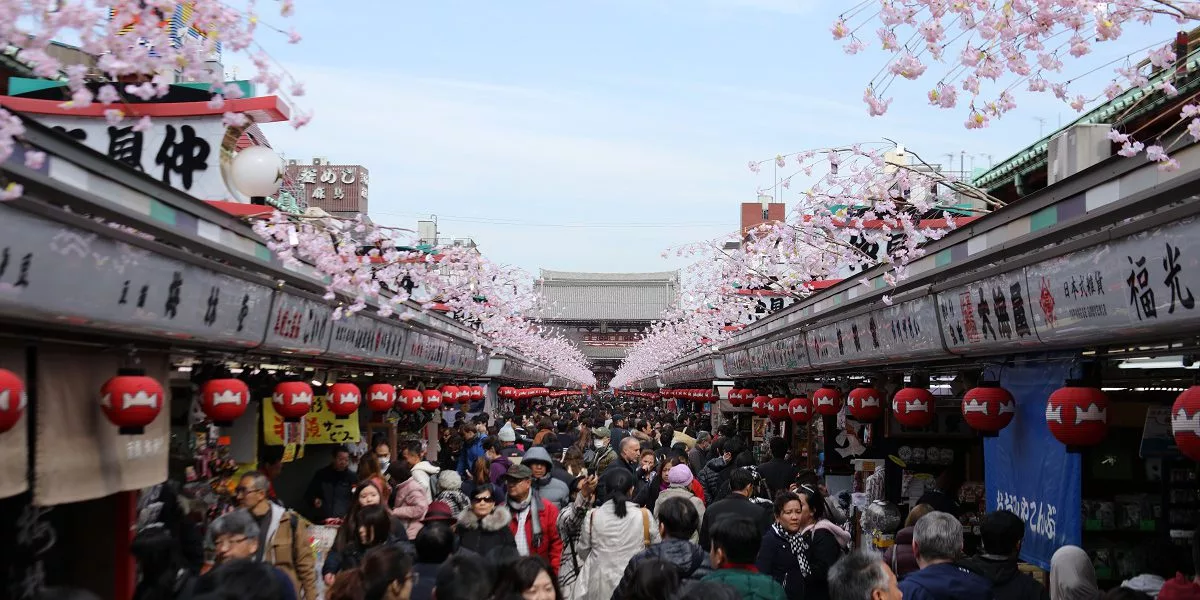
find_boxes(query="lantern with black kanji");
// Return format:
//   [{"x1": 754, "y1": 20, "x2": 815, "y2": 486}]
[
  {"x1": 366, "y1": 383, "x2": 396, "y2": 413},
  {"x1": 961, "y1": 382, "x2": 1015, "y2": 435},
  {"x1": 0, "y1": 368, "x2": 26, "y2": 434},
  {"x1": 398, "y1": 389, "x2": 423, "y2": 412},
  {"x1": 892, "y1": 385, "x2": 936, "y2": 428},
  {"x1": 440, "y1": 385, "x2": 459, "y2": 405},
  {"x1": 847, "y1": 385, "x2": 884, "y2": 422},
  {"x1": 423, "y1": 389, "x2": 443, "y2": 411},
  {"x1": 752, "y1": 395, "x2": 770, "y2": 416},
  {"x1": 1172, "y1": 385, "x2": 1200, "y2": 461},
  {"x1": 812, "y1": 385, "x2": 842, "y2": 416},
  {"x1": 789, "y1": 396, "x2": 812, "y2": 424},
  {"x1": 1047, "y1": 381, "x2": 1108, "y2": 450},
  {"x1": 102, "y1": 369, "x2": 165, "y2": 435},
  {"x1": 200, "y1": 378, "x2": 250, "y2": 427},
  {"x1": 327, "y1": 382, "x2": 361, "y2": 419},
  {"x1": 273, "y1": 381, "x2": 314, "y2": 423},
  {"x1": 768, "y1": 397, "x2": 788, "y2": 421}
]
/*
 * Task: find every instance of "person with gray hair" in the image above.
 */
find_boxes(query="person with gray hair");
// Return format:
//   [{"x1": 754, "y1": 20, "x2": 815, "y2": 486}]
[
  {"x1": 208, "y1": 509, "x2": 298, "y2": 600},
  {"x1": 828, "y1": 549, "x2": 902, "y2": 600},
  {"x1": 898, "y1": 510, "x2": 994, "y2": 600}
]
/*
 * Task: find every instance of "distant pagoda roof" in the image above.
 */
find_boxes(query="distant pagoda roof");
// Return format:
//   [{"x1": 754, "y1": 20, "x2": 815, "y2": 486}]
[{"x1": 537, "y1": 269, "x2": 679, "y2": 321}]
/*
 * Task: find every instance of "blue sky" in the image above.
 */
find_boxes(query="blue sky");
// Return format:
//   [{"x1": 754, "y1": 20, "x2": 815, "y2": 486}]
[{"x1": 255, "y1": 0, "x2": 1178, "y2": 276}]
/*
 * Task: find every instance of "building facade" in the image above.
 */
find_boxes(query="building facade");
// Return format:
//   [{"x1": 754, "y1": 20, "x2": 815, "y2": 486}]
[{"x1": 284, "y1": 158, "x2": 369, "y2": 218}]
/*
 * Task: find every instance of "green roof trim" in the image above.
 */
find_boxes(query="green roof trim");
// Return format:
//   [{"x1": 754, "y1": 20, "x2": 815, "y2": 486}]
[{"x1": 7, "y1": 77, "x2": 63, "y2": 95}]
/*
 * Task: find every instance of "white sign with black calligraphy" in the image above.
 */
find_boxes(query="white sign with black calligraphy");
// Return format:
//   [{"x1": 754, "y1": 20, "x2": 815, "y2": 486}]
[{"x1": 936, "y1": 269, "x2": 1042, "y2": 355}]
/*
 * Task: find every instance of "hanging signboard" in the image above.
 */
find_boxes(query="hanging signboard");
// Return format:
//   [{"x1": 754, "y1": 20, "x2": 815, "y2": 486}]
[
  {"x1": 749, "y1": 332, "x2": 810, "y2": 374},
  {"x1": 445, "y1": 341, "x2": 482, "y2": 375},
  {"x1": 261, "y1": 292, "x2": 333, "y2": 354},
  {"x1": 722, "y1": 348, "x2": 753, "y2": 378},
  {"x1": 0, "y1": 204, "x2": 272, "y2": 347},
  {"x1": 404, "y1": 331, "x2": 449, "y2": 371},
  {"x1": 1028, "y1": 218, "x2": 1200, "y2": 345},
  {"x1": 324, "y1": 314, "x2": 406, "y2": 364},
  {"x1": 808, "y1": 312, "x2": 886, "y2": 368},
  {"x1": 936, "y1": 269, "x2": 1042, "y2": 355},
  {"x1": 867, "y1": 296, "x2": 950, "y2": 362},
  {"x1": 985, "y1": 363, "x2": 1081, "y2": 570},
  {"x1": 262, "y1": 395, "x2": 362, "y2": 446}
]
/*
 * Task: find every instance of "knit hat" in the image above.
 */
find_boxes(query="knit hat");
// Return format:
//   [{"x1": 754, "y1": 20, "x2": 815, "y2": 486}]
[
  {"x1": 438, "y1": 469, "x2": 462, "y2": 491},
  {"x1": 498, "y1": 425, "x2": 516, "y2": 442},
  {"x1": 422, "y1": 501, "x2": 456, "y2": 523},
  {"x1": 667, "y1": 464, "x2": 694, "y2": 487}
]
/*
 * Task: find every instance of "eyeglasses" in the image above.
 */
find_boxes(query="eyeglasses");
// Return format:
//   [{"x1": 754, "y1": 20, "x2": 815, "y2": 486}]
[
  {"x1": 234, "y1": 487, "x2": 261, "y2": 496},
  {"x1": 472, "y1": 496, "x2": 495, "y2": 504},
  {"x1": 214, "y1": 536, "x2": 249, "y2": 549}
]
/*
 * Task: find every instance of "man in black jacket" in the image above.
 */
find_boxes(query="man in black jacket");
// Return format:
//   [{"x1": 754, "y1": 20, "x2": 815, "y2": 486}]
[
  {"x1": 698, "y1": 467, "x2": 771, "y2": 551},
  {"x1": 756, "y1": 436, "x2": 797, "y2": 499},
  {"x1": 303, "y1": 446, "x2": 356, "y2": 523},
  {"x1": 959, "y1": 511, "x2": 1049, "y2": 600},
  {"x1": 611, "y1": 496, "x2": 711, "y2": 599}
]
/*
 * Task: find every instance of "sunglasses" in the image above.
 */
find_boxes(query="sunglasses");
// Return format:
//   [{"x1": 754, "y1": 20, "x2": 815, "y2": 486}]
[{"x1": 472, "y1": 496, "x2": 496, "y2": 504}]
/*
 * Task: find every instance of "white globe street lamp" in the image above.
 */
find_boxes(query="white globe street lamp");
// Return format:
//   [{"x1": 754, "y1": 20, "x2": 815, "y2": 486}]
[{"x1": 229, "y1": 146, "x2": 284, "y2": 205}]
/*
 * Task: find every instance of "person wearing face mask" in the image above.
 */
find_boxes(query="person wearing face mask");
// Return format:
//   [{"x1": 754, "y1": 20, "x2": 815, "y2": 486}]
[
  {"x1": 373, "y1": 441, "x2": 392, "y2": 472},
  {"x1": 589, "y1": 427, "x2": 617, "y2": 474},
  {"x1": 756, "y1": 491, "x2": 807, "y2": 598}
]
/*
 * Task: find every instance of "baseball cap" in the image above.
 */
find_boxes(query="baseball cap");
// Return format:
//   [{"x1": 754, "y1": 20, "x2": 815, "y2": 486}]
[
  {"x1": 422, "y1": 501, "x2": 456, "y2": 523},
  {"x1": 502, "y1": 463, "x2": 533, "y2": 481},
  {"x1": 593, "y1": 426, "x2": 611, "y2": 439}
]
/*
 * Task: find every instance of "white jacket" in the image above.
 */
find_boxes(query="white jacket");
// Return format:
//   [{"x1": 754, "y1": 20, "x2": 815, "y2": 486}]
[
  {"x1": 572, "y1": 501, "x2": 661, "y2": 600},
  {"x1": 411, "y1": 460, "x2": 441, "y2": 499}
]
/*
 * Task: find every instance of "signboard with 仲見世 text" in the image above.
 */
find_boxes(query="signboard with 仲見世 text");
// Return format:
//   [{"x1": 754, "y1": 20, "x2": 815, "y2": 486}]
[{"x1": 262, "y1": 395, "x2": 361, "y2": 446}]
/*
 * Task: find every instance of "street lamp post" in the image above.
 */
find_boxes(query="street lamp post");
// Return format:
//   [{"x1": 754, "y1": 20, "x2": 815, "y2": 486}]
[{"x1": 229, "y1": 146, "x2": 284, "y2": 205}]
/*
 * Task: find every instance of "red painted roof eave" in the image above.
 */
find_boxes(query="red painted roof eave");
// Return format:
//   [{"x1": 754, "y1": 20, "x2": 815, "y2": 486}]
[{"x1": 0, "y1": 95, "x2": 291, "y2": 122}]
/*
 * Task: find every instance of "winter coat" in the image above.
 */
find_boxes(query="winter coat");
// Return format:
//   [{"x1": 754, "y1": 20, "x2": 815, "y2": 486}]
[
  {"x1": 591, "y1": 446, "x2": 618, "y2": 474},
  {"x1": 457, "y1": 436, "x2": 484, "y2": 476},
  {"x1": 261, "y1": 503, "x2": 319, "y2": 600},
  {"x1": 457, "y1": 505, "x2": 517, "y2": 558},
  {"x1": 410, "y1": 560, "x2": 440, "y2": 600},
  {"x1": 557, "y1": 496, "x2": 590, "y2": 600},
  {"x1": 757, "y1": 458, "x2": 798, "y2": 499},
  {"x1": 489, "y1": 454, "x2": 513, "y2": 486},
  {"x1": 960, "y1": 555, "x2": 1050, "y2": 600},
  {"x1": 509, "y1": 497, "x2": 563, "y2": 575},
  {"x1": 303, "y1": 465, "x2": 356, "y2": 522},
  {"x1": 410, "y1": 461, "x2": 441, "y2": 499},
  {"x1": 899, "y1": 562, "x2": 996, "y2": 600},
  {"x1": 701, "y1": 568, "x2": 787, "y2": 600},
  {"x1": 533, "y1": 428, "x2": 554, "y2": 446},
  {"x1": 321, "y1": 535, "x2": 402, "y2": 576},
  {"x1": 390, "y1": 477, "x2": 430, "y2": 539},
  {"x1": 884, "y1": 527, "x2": 921, "y2": 580},
  {"x1": 688, "y1": 446, "x2": 709, "y2": 481},
  {"x1": 699, "y1": 493, "x2": 771, "y2": 551},
  {"x1": 654, "y1": 486, "x2": 706, "y2": 544},
  {"x1": 524, "y1": 446, "x2": 571, "y2": 508},
  {"x1": 801, "y1": 520, "x2": 852, "y2": 600},
  {"x1": 572, "y1": 501, "x2": 661, "y2": 600},
  {"x1": 756, "y1": 526, "x2": 805, "y2": 599},
  {"x1": 611, "y1": 538, "x2": 711, "y2": 600},
  {"x1": 698, "y1": 456, "x2": 730, "y2": 506}
]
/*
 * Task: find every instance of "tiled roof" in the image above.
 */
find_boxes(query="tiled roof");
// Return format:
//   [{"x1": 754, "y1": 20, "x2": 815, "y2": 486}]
[
  {"x1": 537, "y1": 270, "x2": 679, "y2": 321},
  {"x1": 581, "y1": 345, "x2": 630, "y2": 359}
]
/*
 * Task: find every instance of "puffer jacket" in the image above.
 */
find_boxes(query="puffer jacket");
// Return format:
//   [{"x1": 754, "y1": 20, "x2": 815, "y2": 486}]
[
  {"x1": 698, "y1": 456, "x2": 729, "y2": 505},
  {"x1": 410, "y1": 460, "x2": 441, "y2": 499},
  {"x1": 701, "y1": 568, "x2": 787, "y2": 600},
  {"x1": 611, "y1": 538, "x2": 711, "y2": 600},
  {"x1": 457, "y1": 506, "x2": 517, "y2": 559},
  {"x1": 390, "y1": 477, "x2": 430, "y2": 539},
  {"x1": 653, "y1": 486, "x2": 705, "y2": 543},
  {"x1": 524, "y1": 446, "x2": 571, "y2": 508}
]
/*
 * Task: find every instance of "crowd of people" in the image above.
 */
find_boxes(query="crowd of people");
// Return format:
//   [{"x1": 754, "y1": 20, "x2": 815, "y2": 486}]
[{"x1": 131, "y1": 396, "x2": 1200, "y2": 600}]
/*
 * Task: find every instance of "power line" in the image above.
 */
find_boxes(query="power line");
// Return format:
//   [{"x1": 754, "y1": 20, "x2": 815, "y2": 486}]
[{"x1": 370, "y1": 210, "x2": 731, "y2": 229}]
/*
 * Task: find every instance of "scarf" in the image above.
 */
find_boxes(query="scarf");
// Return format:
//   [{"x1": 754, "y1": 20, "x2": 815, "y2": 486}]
[
  {"x1": 508, "y1": 493, "x2": 532, "y2": 513},
  {"x1": 773, "y1": 523, "x2": 809, "y2": 575}
]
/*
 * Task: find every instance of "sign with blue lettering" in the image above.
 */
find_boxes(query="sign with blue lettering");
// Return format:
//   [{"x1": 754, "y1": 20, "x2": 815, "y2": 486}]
[{"x1": 985, "y1": 362, "x2": 1081, "y2": 570}]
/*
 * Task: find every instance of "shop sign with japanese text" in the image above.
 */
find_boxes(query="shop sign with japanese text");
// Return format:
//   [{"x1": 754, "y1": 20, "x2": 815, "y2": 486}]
[
  {"x1": 404, "y1": 331, "x2": 449, "y2": 371},
  {"x1": 808, "y1": 312, "x2": 887, "y2": 368},
  {"x1": 1027, "y1": 217, "x2": 1200, "y2": 344},
  {"x1": 261, "y1": 292, "x2": 333, "y2": 354},
  {"x1": 263, "y1": 395, "x2": 362, "y2": 446},
  {"x1": 325, "y1": 314, "x2": 406, "y2": 364},
  {"x1": 936, "y1": 269, "x2": 1042, "y2": 354},
  {"x1": 0, "y1": 204, "x2": 272, "y2": 345},
  {"x1": 866, "y1": 296, "x2": 947, "y2": 361},
  {"x1": 285, "y1": 163, "x2": 369, "y2": 213}
]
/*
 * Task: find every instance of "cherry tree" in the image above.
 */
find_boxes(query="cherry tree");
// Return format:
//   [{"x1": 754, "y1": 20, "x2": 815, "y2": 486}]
[
  {"x1": 834, "y1": 0, "x2": 1200, "y2": 168},
  {"x1": 0, "y1": 0, "x2": 309, "y2": 199}
]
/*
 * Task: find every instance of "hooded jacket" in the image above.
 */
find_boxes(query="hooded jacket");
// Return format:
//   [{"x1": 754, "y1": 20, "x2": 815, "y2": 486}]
[
  {"x1": 457, "y1": 435, "x2": 485, "y2": 476},
  {"x1": 457, "y1": 506, "x2": 517, "y2": 558},
  {"x1": 489, "y1": 454, "x2": 514, "y2": 486},
  {"x1": 523, "y1": 447, "x2": 571, "y2": 508},
  {"x1": 390, "y1": 477, "x2": 430, "y2": 539},
  {"x1": 960, "y1": 555, "x2": 1049, "y2": 600},
  {"x1": 611, "y1": 538, "x2": 711, "y2": 600},
  {"x1": 410, "y1": 460, "x2": 441, "y2": 500},
  {"x1": 654, "y1": 486, "x2": 705, "y2": 543},
  {"x1": 800, "y1": 520, "x2": 852, "y2": 600},
  {"x1": 899, "y1": 562, "x2": 996, "y2": 600}
]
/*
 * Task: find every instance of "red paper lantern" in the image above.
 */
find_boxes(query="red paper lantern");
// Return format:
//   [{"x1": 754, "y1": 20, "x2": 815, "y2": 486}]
[
  {"x1": 961, "y1": 382, "x2": 1016, "y2": 435},
  {"x1": 1173, "y1": 386, "x2": 1200, "y2": 461},
  {"x1": 0, "y1": 368, "x2": 27, "y2": 434},
  {"x1": 470, "y1": 385, "x2": 485, "y2": 401},
  {"x1": 813, "y1": 385, "x2": 843, "y2": 416},
  {"x1": 327, "y1": 382, "x2": 361, "y2": 419},
  {"x1": 440, "y1": 385, "x2": 460, "y2": 405},
  {"x1": 768, "y1": 397, "x2": 788, "y2": 421},
  {"x1": 423, "y1": 389, "x2": 443, "y2": 411},
  {"x1": 499, "y1": 386, "x2": 515, "y2": 399},
  {"x1": 1047, "y1": 382, "x2": 1108, "y2": 449},
  {"x1": 727, "y1": 389, "x2": 742, "y2": 404},
  {"x1": 272, "y1": 381, "x2": 314, "y2": 423},
  {"x1": 847, "y1": 386, "x2": 884, "y2": 422},
  {"x1": 752, "y1": 395, "x2": 770, "y2": 416},
  {"x1": 199, "y1": 378, "x2": 250, "y2": 426},
  {"x1": 398, "y1": 389, "x2": 424, "y2": 412},
  {"x1": 789, "y1": 396, "x2": 812, "y2": 424},
  {"x1": 101, "y1": 369, "x2": 165, "y2": 435},
  {"x1": 892, "y1": 386, "x2": 936, "y2": 428},
  {"x1": 740, "y1": 389, "x2": 757, "y2": 407},
  {"x1": 366, "y1": 383, "x2": 396, "y2": 413}
]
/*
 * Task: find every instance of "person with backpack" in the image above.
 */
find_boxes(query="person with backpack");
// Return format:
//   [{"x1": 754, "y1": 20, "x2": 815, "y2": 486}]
[{"x1": 236, "y1": 471, "x2": 318, "y2": 599}]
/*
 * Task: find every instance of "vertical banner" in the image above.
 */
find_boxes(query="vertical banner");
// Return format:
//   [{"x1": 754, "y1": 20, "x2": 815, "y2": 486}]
[{"x1": 985, "y1": 361, "x2": 1081, "y2": 570}]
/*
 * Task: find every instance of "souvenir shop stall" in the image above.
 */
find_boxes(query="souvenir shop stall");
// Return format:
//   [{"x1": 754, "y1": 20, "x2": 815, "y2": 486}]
[{"x1": 698, "y1": 130, "x2": 1200, "y2": 577}]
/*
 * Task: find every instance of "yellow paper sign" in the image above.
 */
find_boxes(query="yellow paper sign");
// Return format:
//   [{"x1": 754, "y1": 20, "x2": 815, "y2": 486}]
[
  {"x1": 282, "y1": 444, "x2": 297, "y2": 463},
  {"x1": 262, "y1": 396, "x2": 362, "y2": 446}
]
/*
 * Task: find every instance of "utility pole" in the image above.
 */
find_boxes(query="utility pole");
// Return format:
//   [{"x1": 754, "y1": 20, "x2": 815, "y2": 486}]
[{"x1": 1035, "y1": 117, "x2": 1046, "y2": 137}]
